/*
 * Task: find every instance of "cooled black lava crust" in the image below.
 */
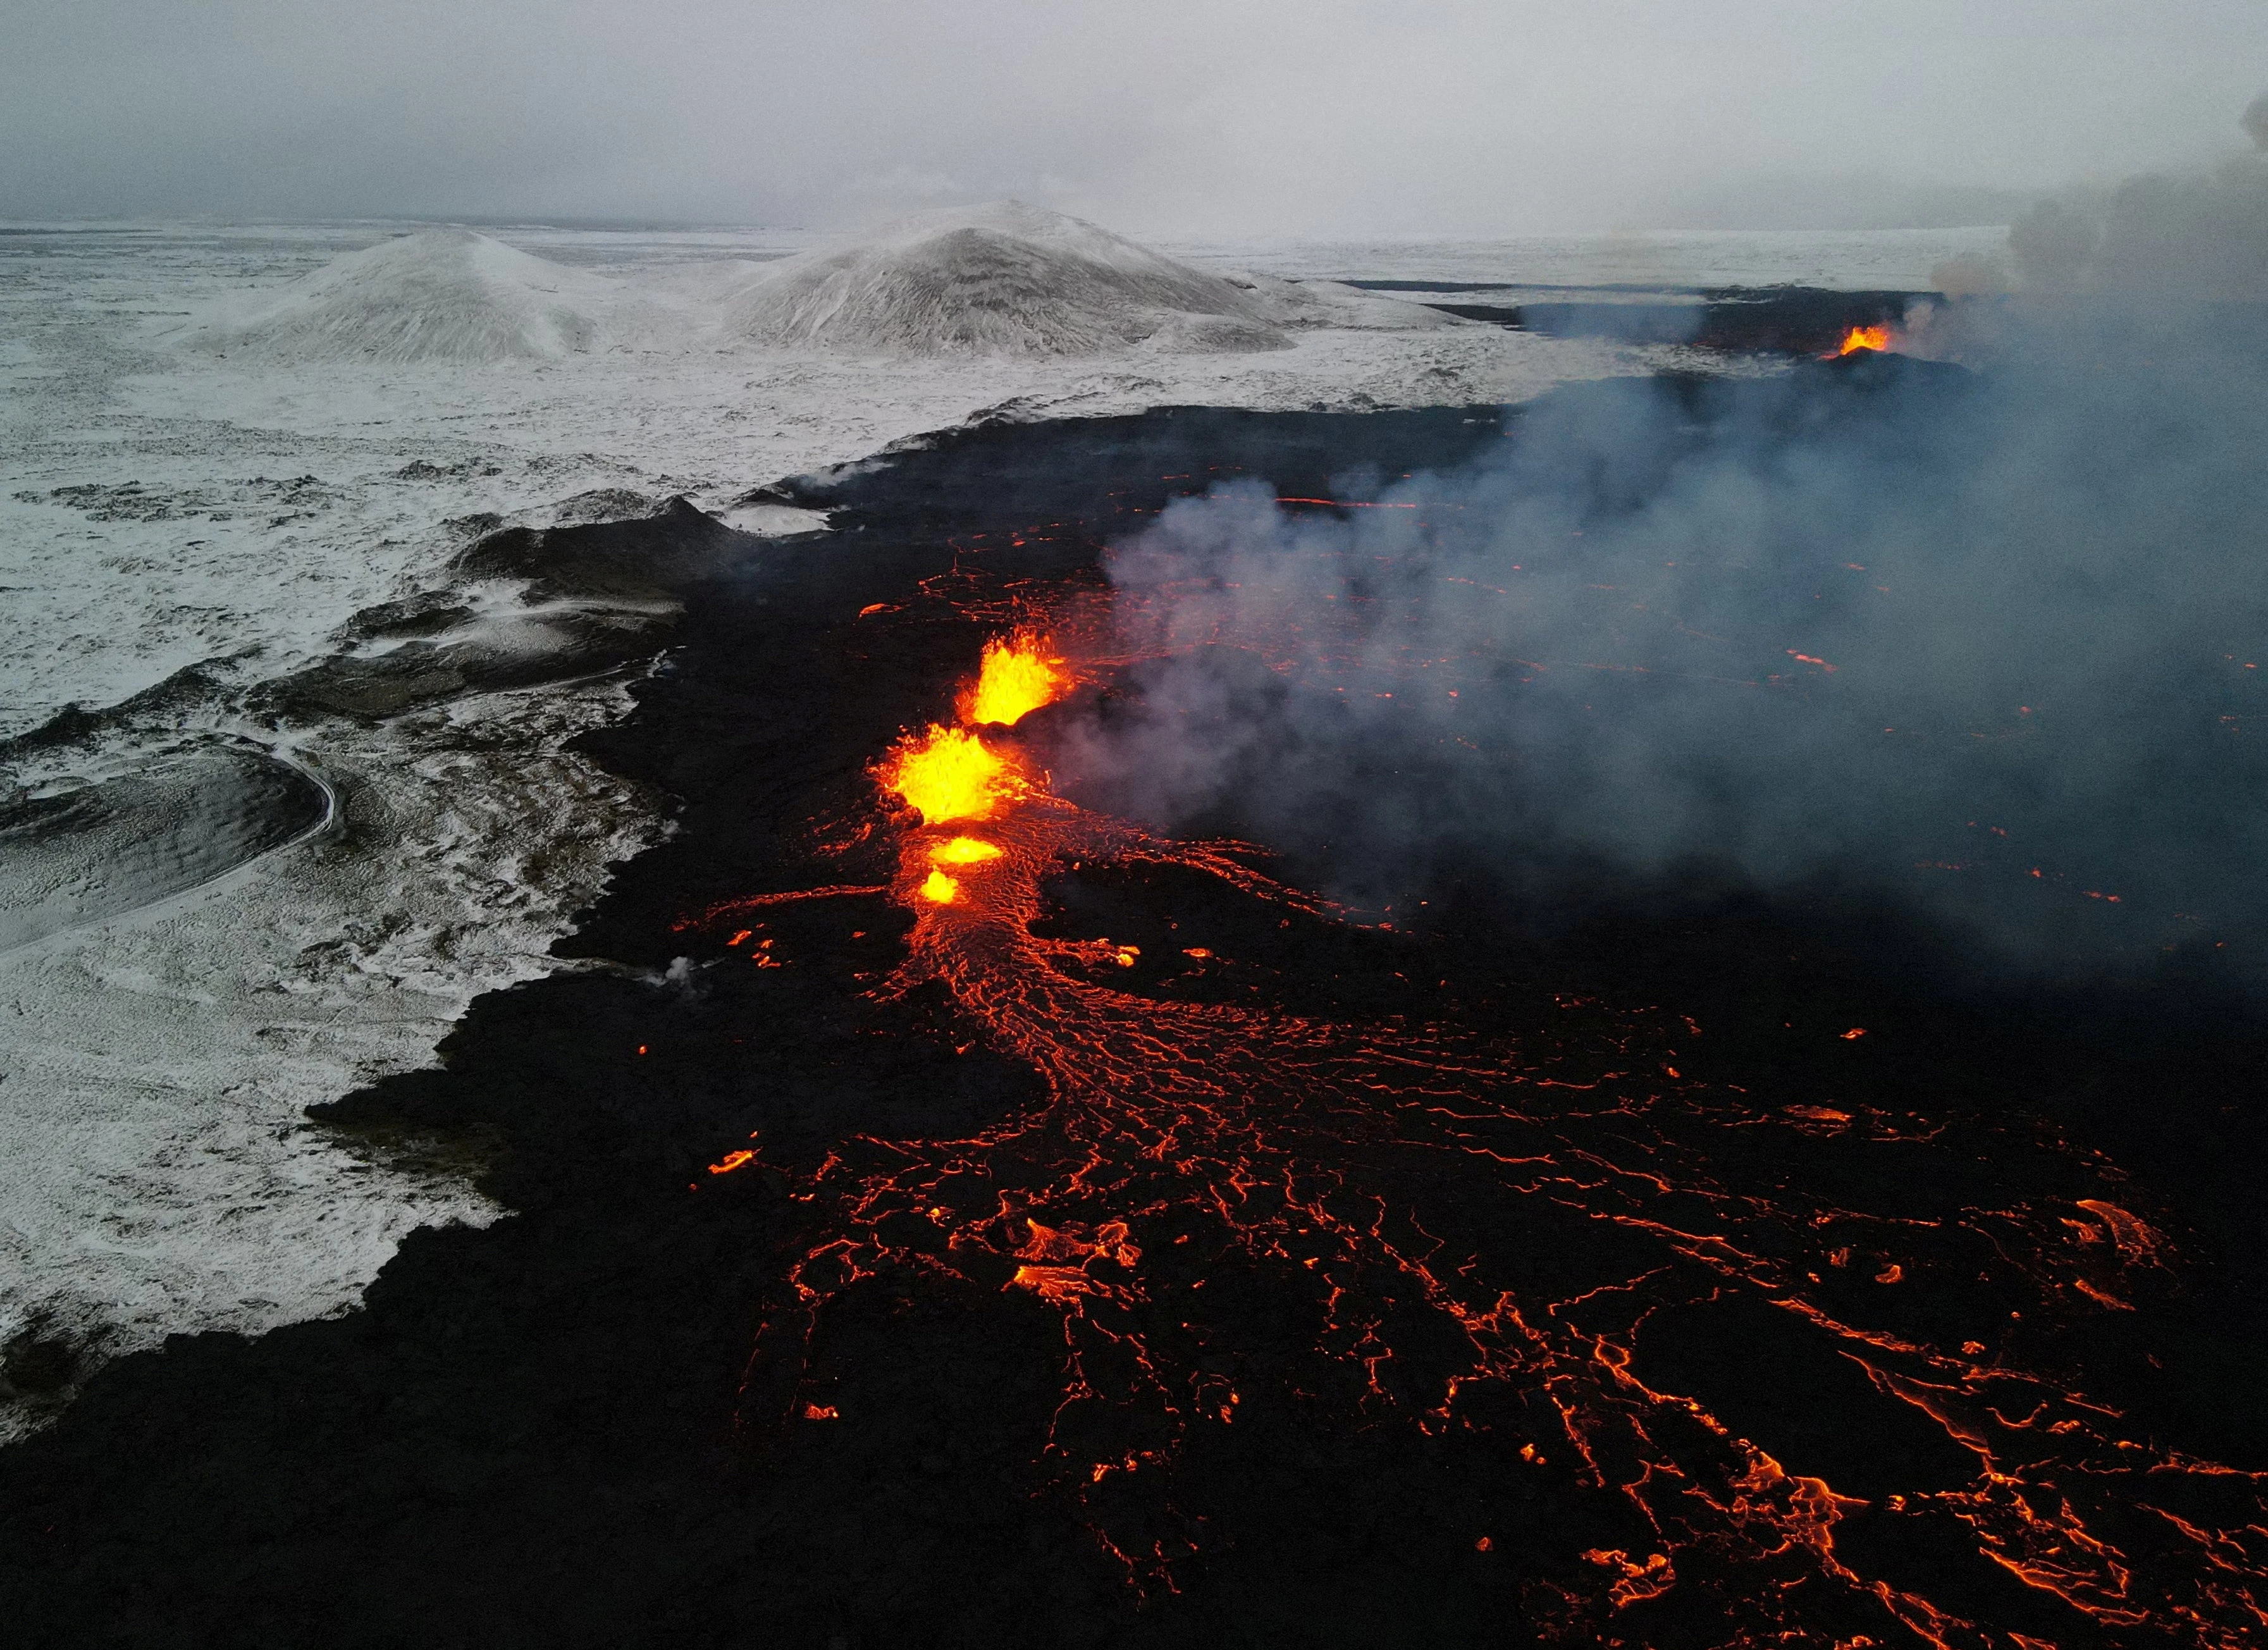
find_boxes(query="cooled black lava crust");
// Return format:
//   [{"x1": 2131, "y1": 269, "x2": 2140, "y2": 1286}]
[{"x1": 2, "y1": 395, "x2": 2262, "y2": 1650}]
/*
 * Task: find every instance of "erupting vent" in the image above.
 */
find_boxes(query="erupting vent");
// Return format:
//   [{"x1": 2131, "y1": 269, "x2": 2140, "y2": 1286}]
[
  {"x1": 1833, "y1": 323, "x2": 1895, "y2": 356},
  {"x1": 880, "y1": 725, "x2": 1021, "y2": 824},
  {"x1": 696, "y1": 610, "x2": 2267, "y2": 1641},
  {"x1": 961, "y1": 631, "x2": 1072, "y2": 727}
]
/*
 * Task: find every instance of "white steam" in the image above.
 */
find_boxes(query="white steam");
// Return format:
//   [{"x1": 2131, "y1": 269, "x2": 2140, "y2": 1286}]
[{"x1": 1049, "y1": 274, "x2": 2268, "y2": 991}]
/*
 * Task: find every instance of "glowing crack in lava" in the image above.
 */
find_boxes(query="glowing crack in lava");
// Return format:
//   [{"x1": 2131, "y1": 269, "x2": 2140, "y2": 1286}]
[
  {"x1": 721, "y1": 626, "x2": 2267, "y2": 1644},
  {"x1": 1834, "y1": 323, "x2": 1895, "y2": 356}
]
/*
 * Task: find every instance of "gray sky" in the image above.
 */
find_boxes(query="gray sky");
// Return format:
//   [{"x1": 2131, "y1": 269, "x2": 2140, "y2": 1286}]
[{"x1": 4, "y1": 0, "x2": 2265, "y2": 233}]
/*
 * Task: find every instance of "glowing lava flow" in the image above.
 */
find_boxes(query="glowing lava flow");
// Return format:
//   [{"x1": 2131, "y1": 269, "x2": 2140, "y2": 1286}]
[
  {"x1": 726, "y1": 625, "x2": 2267, "y2": 1644},
  {"x1": 1835, "y1": 323, "x2": 1895, "y2": 356}
]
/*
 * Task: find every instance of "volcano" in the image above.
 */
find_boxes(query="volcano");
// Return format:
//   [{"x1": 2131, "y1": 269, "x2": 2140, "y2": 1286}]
[{"x1": 3, "y1": 391, "x2": 2264, "y2": 1650}]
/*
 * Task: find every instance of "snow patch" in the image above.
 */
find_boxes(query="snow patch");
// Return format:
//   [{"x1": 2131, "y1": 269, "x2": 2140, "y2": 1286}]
[
  {"x1": 718, "y1": 500, "x2": 832, "y2": 537},
  {"x1": 0, "y1": 746, "x2": 331, "y2": 954},
  {"x1": 0, "y1": 675, "x2": 660, "y2": 1443}
]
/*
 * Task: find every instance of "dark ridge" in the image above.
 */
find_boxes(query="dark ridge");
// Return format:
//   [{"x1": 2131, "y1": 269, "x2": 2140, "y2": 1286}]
[
  {"x1": 451, "y1": 495, "x2": 768, "y2": 602},
  {"x1": 1429, "y1": 288, "x2": 1921, "y2": 353},
  {"x1": 766, "y1": 402, "x2": 1513, "y2": 528},
  {"x1": 1337, "y1": 280, "x2": 1720, "y2": 295},
  {"x1": 0, "y1": 658, "x2": 247, "y2": 763},
  {"x1": 267, "y1": 498, "x2": 797, "y2": 722}
]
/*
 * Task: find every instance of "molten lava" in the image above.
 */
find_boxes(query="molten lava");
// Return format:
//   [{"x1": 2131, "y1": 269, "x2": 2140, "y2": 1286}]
[
  {"x1": 719, "y1": 616, "x2": 2268, "y2": 1642},
  {"x1": 961, "y1": 631, "x2": 1071, "y2": 727},
  {"x1": 930, "y1": 836, "x2": 1004, "y2": 866},
  {"x1": 1834, "y1": 323, "x2": 1894, "y2": 356},
  {"x1": 879, "y1": 725, "x2": 1019, "y2": 823}
]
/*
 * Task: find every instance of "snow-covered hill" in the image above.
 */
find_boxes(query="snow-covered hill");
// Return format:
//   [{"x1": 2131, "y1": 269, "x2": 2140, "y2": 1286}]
[
  {"x1": 157, "y1": 211, "x2": 1464, "y2": 368},
  {"x1": 722, "y1": 201, "x2": 1294, "y2": 356},
  {"x1": 175, "y1": 228, "x2": 619, "y2": 363}
]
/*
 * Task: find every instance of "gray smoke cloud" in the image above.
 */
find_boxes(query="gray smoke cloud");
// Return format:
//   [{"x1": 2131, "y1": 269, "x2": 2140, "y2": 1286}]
[
  {"x1": 1046, "y1": 305, "x2": 2268, "y2": 995},
  {"x1": 2000, "y1": 94, "x2": 2268, "y2": 300},
  {"x1": 2243, "y1": 90, "x2": 2268, "y2": 152}
]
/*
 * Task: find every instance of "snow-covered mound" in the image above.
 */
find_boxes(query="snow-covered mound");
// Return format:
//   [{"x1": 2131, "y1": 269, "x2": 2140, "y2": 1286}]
[
  {"x1": 176, "y1": 230, "x2": 615, "y2": 363},
  {"x1": 722, "y1": 201, "x2": 1292, "y2": 357},
  {"x1": 1231, "y1": 273, "x2": 1470, "y2": 332},
  {"x1": 0, "y1": 748, "x2": 329, "y2": 953}
]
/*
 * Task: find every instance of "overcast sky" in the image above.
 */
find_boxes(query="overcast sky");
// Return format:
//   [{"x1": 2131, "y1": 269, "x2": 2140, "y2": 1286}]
[{"x1": 4, "y1": 0, "x2": 2264, "y2": 233}]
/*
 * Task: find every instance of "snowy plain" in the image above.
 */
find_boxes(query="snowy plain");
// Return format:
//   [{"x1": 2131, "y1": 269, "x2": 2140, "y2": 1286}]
[{"x1": 0, "y1": 213, "x2": 1982, "y2": 1434}]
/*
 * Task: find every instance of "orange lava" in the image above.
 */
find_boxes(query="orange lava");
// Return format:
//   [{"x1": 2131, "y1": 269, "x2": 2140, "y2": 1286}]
[
  {"x1": 961, "y1": 631, "x2": 1071, "y2": 727},
  {"x1": 1008, "y1": 1218, "x2": 1143, "y2": 1306},
  {"x1": 879, "y1": 725, "x2": 1020, "y2": 823},
  {"x1": 722, "y1": 617, "x2": 2268, "y2": 1641},
  {"x1": 1835, "y1": 323, "x2": 1895, "y2": 356},
  {"x1": 930, "y1": 836, "x2": 1004, "y2": 866}
]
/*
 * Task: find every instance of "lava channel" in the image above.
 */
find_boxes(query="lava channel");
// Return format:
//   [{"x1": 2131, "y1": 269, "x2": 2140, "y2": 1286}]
[{"x1": 701, "y1": 625, "x2": 2266, "y2": 1646}]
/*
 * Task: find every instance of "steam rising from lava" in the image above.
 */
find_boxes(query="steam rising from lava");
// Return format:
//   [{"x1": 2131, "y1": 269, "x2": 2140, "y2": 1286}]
[
  {"x1": 1044, "y1": 316, "x2": 2268, "y2": 995},
  {"x1": 1051, "y1": 105, "x2": 2268, "y2": 995}
]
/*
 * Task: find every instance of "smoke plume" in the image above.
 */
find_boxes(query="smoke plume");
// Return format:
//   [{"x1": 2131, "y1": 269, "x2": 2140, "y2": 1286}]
[
  {"x1": 2243, "y1": 89, "x2": 2268, "y2": 153},
  {"x1": 2002, "y1": 93, "x2": 2268, "y2": 301},
  {"x1": 1047, "y1": 323, "x2": 2268, "y2": 1000}
]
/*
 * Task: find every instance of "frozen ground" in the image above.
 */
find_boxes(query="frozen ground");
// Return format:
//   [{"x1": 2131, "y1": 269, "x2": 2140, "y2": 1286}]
[{"x1": 0, "y1": 215, "x2": 1996, "y2": 1432}]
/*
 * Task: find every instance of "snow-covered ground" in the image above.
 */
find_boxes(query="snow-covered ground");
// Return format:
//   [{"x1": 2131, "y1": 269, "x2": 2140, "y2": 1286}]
[
  {"x1": 1158, "y1": 225, "x2": 2011, "y2": 290},
  {"x1": 0, "y1": 212, "x2": 1996, "y2": 1434}
]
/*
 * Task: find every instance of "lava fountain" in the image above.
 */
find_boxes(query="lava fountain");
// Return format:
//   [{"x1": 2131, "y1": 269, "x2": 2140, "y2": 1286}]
[
  {"x1": 960, "y1": 629, "x2": 1072, "y2": 727},
  {"x1": 1834, "y1": 323, "x2": 1896, "y2": 356},
  {"x1": 708, "y1": 625, "x2": 2265, "y2": 1645}
]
